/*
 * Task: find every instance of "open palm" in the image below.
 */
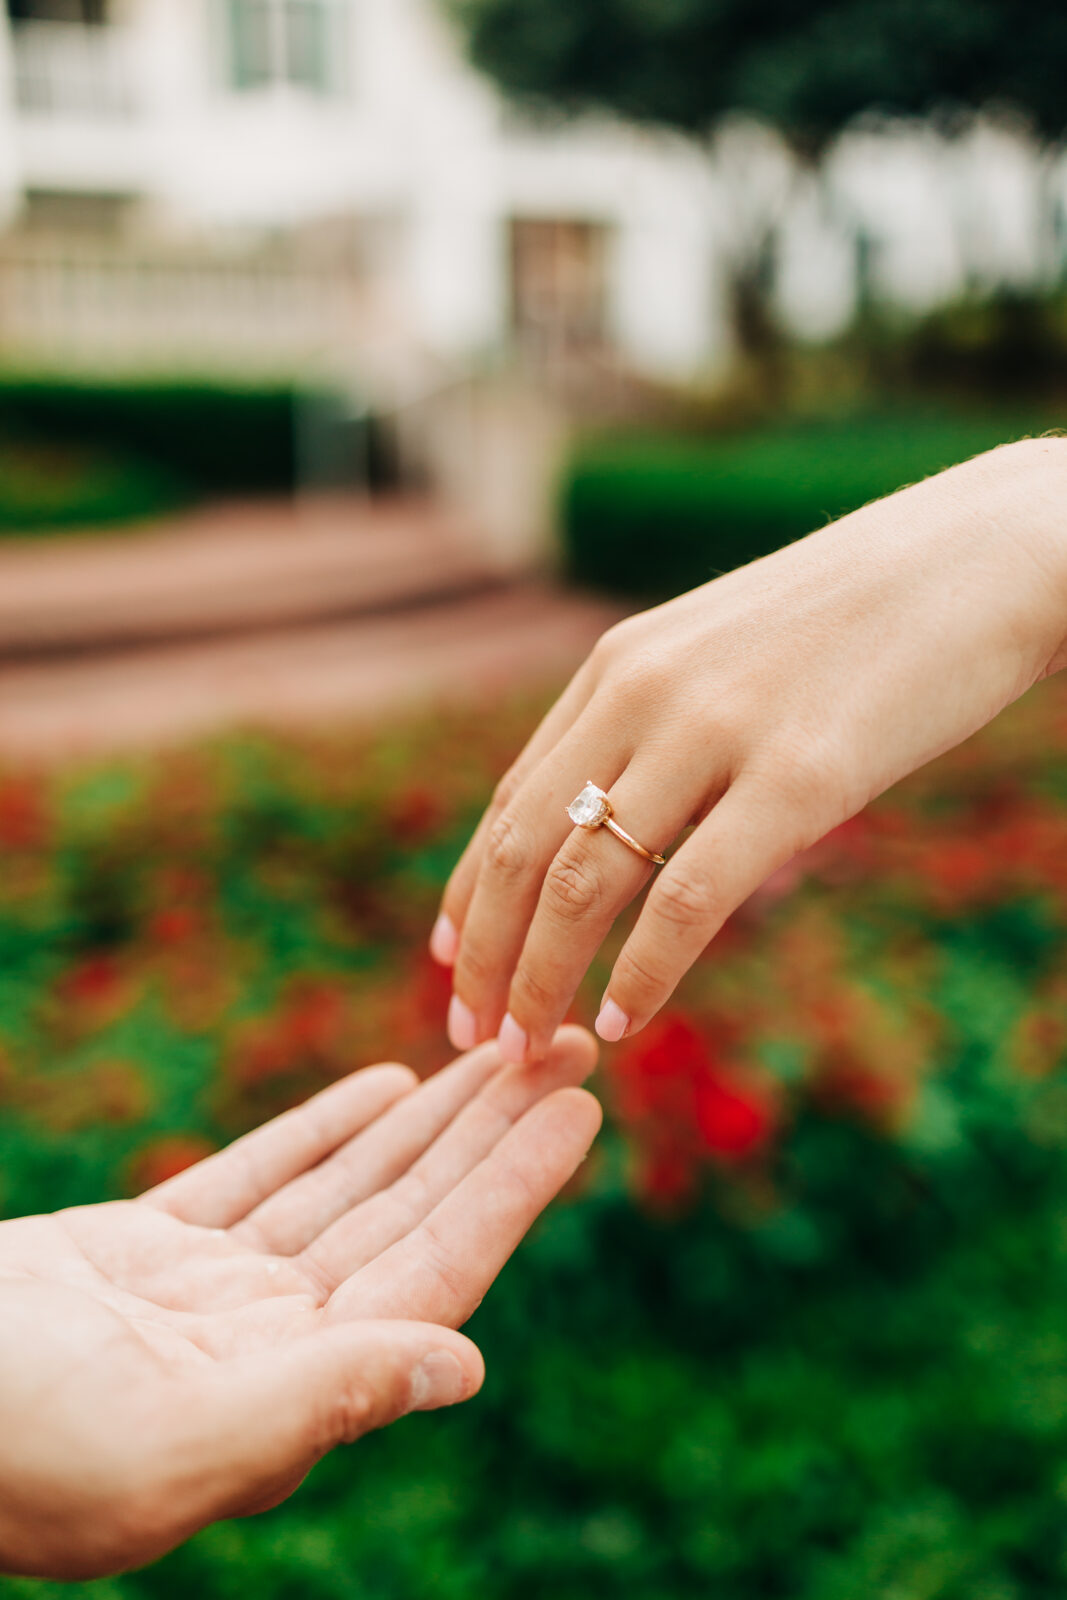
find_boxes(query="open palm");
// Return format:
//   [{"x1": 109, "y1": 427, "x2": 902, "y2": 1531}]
[{"x1": 0, "y1": 1028, "x2": 600, "y2": 1580}]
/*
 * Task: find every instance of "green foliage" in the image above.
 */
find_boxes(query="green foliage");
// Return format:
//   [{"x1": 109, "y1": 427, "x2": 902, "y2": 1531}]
[
  {"x1": 889, "y1": 292, "x2": 1067, "y2": 397},
  {"x1": 454, "y1": 0, "x2": 1067, "y2": 148},
  {"x1": 0, "y1": 377, "x2": 299, "y2": 526},
  {"x1": 2, "y1": 682, "x2": 1067, "y2": 1597},
  {"x1": 562, "y1": 409, "x2": 1063, "y2": 600},
  {"x1": 0, "y1": 435, "x2": 186, "y2": 534}
]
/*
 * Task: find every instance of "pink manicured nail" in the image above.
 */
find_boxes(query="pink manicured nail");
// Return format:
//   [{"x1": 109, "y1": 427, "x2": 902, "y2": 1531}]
[
  {"x1": 497, "y1": 1012, "x2": 528, "y2": 1064},
  {"x1": 595, "y1": 999, "x2": 630, "y2": 1042},
  {"x1": 447, "y1": 994, "x2": 478, "y2": 1052},
  {"x1": 429, "y1": 913, "x2": 458, "y2": 967}
]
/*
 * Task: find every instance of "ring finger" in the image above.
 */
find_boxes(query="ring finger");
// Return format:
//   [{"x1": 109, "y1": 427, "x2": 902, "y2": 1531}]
[
  {"x1": 495, "y1": 753, "x2": 716, "y2": 1064},
  {"x1": 446, "y1": 711, "x2": 632, "y2": 1051}
]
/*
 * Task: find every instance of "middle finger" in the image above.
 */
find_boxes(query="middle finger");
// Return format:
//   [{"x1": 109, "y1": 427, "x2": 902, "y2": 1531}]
[
  {"x1": 497, "y1": 753, "x2": 714, "y2": 1063},
  {"x1": 447, "y1": 709, "x2": 630, "y2": 1052},
  {"x1": 297, "y1": 1026, "x2": 597, "y2": 1291}
]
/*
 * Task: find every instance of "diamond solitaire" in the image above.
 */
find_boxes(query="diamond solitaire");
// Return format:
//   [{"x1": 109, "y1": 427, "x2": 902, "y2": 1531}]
[
  {"x1": 567, "y1": 782, "x2": 611, "y2": 829},
  {"x1": 564, "y1": 782, "x2": 667, "y2": 866}
]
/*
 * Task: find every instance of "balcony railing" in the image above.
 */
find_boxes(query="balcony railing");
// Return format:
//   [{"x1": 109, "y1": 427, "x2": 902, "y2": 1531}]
[
  {"x1": 0, "y1": 238, "x2": 379, "y2": 374},
  {"x1": 11, "y1": 21, "x2": 139, "y2": 119}
]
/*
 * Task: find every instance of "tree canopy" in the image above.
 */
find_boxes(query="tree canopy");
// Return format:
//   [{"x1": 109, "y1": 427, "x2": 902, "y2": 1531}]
[{"x1": 452, "y1": 0, "x2": 1067, "y2": 150}]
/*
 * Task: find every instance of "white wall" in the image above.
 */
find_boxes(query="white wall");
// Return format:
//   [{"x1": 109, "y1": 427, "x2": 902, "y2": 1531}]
[
  {"x1": 4, "y1": 0, "x2": 1063, "y2": 377},
  {"x1": 0, "y1": 12, "x2": 21, "y2": 225}
]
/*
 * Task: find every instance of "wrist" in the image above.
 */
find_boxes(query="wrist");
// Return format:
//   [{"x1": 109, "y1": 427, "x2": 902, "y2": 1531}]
[{"x1": 983, "y1": 436, "x2": 1067, "y2": 679}]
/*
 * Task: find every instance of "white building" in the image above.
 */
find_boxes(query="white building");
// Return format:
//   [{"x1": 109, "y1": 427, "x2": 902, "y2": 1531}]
[
  {"x1": 0, "y1": 0, "x2": 735, "y2": 383},
  {"x1": 0, "y1": 0, "x2": 1059, "y2": 385}
]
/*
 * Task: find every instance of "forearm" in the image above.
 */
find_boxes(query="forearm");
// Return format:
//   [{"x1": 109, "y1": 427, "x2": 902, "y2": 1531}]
[{"x1": 435, "y1": 432, "x2": 1067, "y2": 1059}]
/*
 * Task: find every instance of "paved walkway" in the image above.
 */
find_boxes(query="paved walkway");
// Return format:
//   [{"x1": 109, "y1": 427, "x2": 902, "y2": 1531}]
[
  {"x1": 0, "y1": 495, "x2": 495, "y2": 656},
  {"x1": 0, "y1": 498, "x2": 624, "y2": 762}
]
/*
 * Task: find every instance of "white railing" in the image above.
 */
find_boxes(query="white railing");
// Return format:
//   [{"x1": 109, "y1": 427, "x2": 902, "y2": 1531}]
[
  {"x1": 0, "y1": 239, "x2": 379, "y2": 374},
  {"x1": 11, "y1": 21, "x2": 139, "y2": 120}
]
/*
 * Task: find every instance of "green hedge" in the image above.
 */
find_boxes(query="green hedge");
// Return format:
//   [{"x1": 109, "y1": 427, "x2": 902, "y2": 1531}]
[
  {"x1": 0, "y1": 436, "x2": 186, "y2": 534},
  {"x1": 562, "y1": 410, "x2": 1064, "y2": 600},
  {"x1": 0, "y1": 377, "x2": 299, "y2": 500}
]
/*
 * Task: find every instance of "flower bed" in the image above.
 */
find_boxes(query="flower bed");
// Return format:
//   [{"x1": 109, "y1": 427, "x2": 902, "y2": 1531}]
[{"x1": 3, "y1": 679, "x2": 1067, "y2": 1598}]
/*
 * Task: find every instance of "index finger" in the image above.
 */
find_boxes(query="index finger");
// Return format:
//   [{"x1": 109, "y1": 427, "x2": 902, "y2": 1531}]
[
  {"x1": 141, "y1": 1063, "x2": 417, "y2": 1229},
  {"x1": 431, "y1": 661, "x2": 596, "y2": 965}
]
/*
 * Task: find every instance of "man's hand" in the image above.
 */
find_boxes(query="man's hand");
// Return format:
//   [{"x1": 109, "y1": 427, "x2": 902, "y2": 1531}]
[{"x1": 0, "y1": 1028, "x2": 600, "y2": 1579}]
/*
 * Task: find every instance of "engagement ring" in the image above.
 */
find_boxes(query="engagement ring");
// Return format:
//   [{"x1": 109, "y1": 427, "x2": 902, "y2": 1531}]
[{"x1": 566, "y1": 782, "x2": 666, "y2": 866}]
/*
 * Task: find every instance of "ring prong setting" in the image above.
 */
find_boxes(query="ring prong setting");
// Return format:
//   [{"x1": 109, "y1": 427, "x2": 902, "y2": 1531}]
[{"x1": 566, "y1": 781, "x2": 612, "y2": 829}]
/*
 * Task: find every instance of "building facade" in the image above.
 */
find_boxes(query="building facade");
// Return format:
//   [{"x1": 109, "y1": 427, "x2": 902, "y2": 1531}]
[
  {"x1": 0, "y1": 0, "x2": 1059, "y2": 384},
  {"x1": 0, "y1": 0, "x2": 730, "y2": 381}
]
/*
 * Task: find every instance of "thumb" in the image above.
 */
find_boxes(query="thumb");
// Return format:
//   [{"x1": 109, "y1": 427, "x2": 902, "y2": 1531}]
[{"x1": 177, "y1": 1322, "x2": 484, "y2": 1525}]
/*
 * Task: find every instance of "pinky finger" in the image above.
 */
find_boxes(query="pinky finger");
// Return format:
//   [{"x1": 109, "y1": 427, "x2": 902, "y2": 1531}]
[{"x1": 597, "y1": 779, "x2": 801, "y2": 1041}]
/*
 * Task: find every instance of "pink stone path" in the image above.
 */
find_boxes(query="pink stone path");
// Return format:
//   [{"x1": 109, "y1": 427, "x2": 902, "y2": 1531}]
[{"x1": 0, "y1": 497, "x2": 624, "y2": 763}]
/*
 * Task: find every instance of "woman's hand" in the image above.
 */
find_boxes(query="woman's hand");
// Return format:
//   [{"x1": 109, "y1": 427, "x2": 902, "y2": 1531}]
[
  {"x1": 0, "y1": 1029, "x2": 599, "y2": 1579},
  {"x1": 432, "y1": 437, "x2": 1067, "y2": 1063}
]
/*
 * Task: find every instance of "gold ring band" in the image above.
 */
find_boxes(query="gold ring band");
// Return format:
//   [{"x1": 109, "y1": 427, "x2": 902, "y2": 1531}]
[
  {"x1": 603, "y1": 815, "x2": 666, "y2": 865},
  {"x1": 565, "y1": 782, "x2": 666, "y2": 867}
]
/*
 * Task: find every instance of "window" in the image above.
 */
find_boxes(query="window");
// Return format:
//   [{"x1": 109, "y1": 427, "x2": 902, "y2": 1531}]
[
  {"x1": 225, "y1": 0, "x2": 341, "y2": 95},
  {"x1": 510, "y1": 218, "x2": 610, "y2": 356},
  {"x1": 21, "y1": 188, "x2": 138, "y2": 233},
  {"x1": 7, "y1": 1, "x2": 108, "y2": 19},
  {"x1": 284, "y1": 1, "x2": 328, "y2": 92},
  {"x1": 228, "y1": 0, "x2": 272, "y2": 89}
]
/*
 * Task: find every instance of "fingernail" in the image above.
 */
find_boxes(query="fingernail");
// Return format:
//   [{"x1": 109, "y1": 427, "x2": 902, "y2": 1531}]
[
  {"x1": 447, "y1": 994, "x2": 478, "y2": 1052},
  {"x1": 429, "y1": 913, "x2": 458, "y2": 967},
  {"x1": 497, "y1": 1012, "x2": 528, "y2": 1064},
  {"x1": 595, "y1": 999, "x2": 630, "y2": 1042},
  {"x1": 411, "y1": 1350, "x2": 468, "y2": 1410}
]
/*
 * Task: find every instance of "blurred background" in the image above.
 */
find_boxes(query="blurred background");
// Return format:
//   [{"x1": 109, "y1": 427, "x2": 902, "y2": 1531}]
[{"x1": 3, "y1": 2, "x2": 1067, "y2": 1597}]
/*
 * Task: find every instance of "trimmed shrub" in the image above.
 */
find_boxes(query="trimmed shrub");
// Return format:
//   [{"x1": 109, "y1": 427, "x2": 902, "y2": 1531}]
[
  {"x1": 0, "y1": 435, "x2": 186, "y2": 533},
  {"x1": 562, "y1": 410, "x2": 1063, "y2": 600},
  {"x1": 0, "y1": 376, "x2": 299, "y2": 499}
]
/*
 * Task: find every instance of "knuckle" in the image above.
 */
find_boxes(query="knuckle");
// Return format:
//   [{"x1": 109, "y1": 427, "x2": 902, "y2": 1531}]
[
  {"x1": 419, "y1": 1224, "x2": 471, "y2": 1306},
  {"x1": 652, "y1": 870, "x2": 720, "y2": 932},
  {"x1": 590, "y1": 617, "x2": 636, "y2": 671},
  {"x1": 606, "y1": 654, "x2": 658, "y2": 709},
  {"x1": 485, "y1": 809, "x2": 532, "y2": 882},
  {"x1": 707, "y1": 706, "x2": 746, "y2": 754},
  {"x1": 613, "y1": 945, "x2": 671, "y2": 1006},
  {"x1": 490, "y1": 764, "x2": 523, "y2": 815},
  {"x1": 544, "y1": 848, "x2": 606, "y2": 919},
  {"x1": 510, "y1": 962, "x2": 560, "y2": 1017},
  {"x1": 390, "y1": 1164, "x2": 432, "y2": 1226},
  {"x1": 760, "y1": 733, "x2": 851, "y2": 840},
  {"x1": 455, "y1": 935, "x2": 494, "y2": 992},
  {"x1": 331, "y1": 1377, "x2": 377, "y2": 1444}
]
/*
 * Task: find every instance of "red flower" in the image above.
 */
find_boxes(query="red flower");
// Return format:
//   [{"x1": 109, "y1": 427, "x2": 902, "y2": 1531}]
[
  {"x1": 130, "y1": 1134, "x2": 216, "y2": 1193},
  {"x1": 615, "y1": 1013, "x2": 778, "y2": 1179},
  {"x1": 388, "y1": 784, "x2": 447, "y2": 843},
  {"x1": 694, "y1": 1071, "x2": 776, "y2": 1161},
  {"x1": 389, "y1": 950, "x2": 452, "y2": 1052},
  {"x1": 58, "y1": 954, "x2": 126, "y2": 1010},
  {"x1": 639, "y1": 1148, "x2": 698, "y2": 1209},
  {"x1": 281, "y1": 979, "x2": 348, "y2": 1055},
  {"x1": 614, "y1": 1015, "x2": 708, "y2": 1123},
  {"x1": 0, "y1": 774, "x2": 50, "y2": 851},
  {"x1": 147, "y1": 906, "x2": 201, "y2": 947},
  {"x1": 816, "y1": 1051, "x2": 914, "y2": 1130},
  {"x1": 226, "y1": 978, "x2": 353, "y2": 1089}
]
